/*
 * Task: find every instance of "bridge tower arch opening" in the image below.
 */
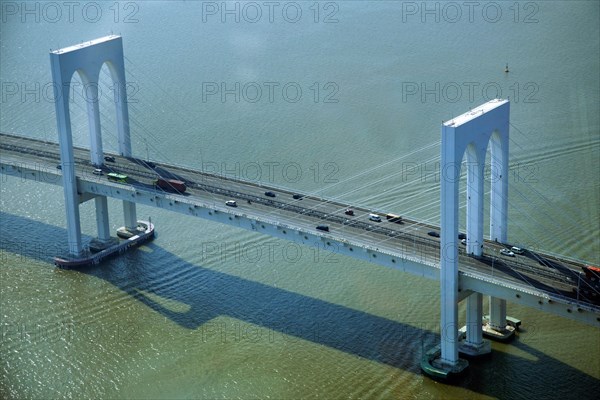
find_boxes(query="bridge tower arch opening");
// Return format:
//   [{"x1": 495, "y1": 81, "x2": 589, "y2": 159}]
[
  {"x1": 49, "y1": 35, "x2": 137, "y2": 257},
  {"x1": 435, "y1": 99, "x2": 510, "y2": 375}
]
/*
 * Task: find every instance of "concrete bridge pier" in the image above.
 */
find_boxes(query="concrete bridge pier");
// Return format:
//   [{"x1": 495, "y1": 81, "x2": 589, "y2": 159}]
[
  {"x1": 123, "y1": 201, "x2": 138, "y2": 232},
  {"x1": 50, "y1": 35, "x2": 137, "y2": 256},
  {"x1": 459, "y1": 292, "x2": 491, "y2": 356},
  {"x1": 489, "y1": 297, "x2": 507, "y2": 329},
  {"x1": 51, "y1": 80, "x2": 83, "y2": 256},
  {"x1": 83, "y1": 77, "x2": 117, "y2": 251},
  {"x1": 483, "y1": 297, "x2": 516, "y2": 341},
  {"x1": 421, "y1": 99, "x2": 511, "y2": 380},
  {"x1": 89, "y1": 195, "x2": 119, "y2": 252},
  {"x1": 486, "y1": 126, "x2": 513, "y2": 340},
  {"x1": 94, "y1": 196, "x2": 111, "y2": 242}
]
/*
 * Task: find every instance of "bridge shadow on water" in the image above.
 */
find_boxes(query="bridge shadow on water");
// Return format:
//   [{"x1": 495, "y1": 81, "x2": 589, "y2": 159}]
[{"x1": 1, "y1": 211, "x2": 598, "y2": 397}]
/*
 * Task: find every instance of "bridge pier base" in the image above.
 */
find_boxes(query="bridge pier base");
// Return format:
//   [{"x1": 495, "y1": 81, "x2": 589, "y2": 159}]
[
  {"x1": 483, "y1": 297, "x2": 516, "y2": 341},
  {"x1": 89, "y1": 195, "x2": 119, "y2": 252},
  {"x1": 459, "y1": 292, "x2": 491, "y2": 357},
  {"x1": 421, "y1": 345, "x2": 469, "y2": 381}
]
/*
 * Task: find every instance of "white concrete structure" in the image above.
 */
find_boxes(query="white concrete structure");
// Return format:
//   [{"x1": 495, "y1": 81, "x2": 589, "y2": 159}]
[
  {"x1": 439, "y1": 99, "x2": 510, "y2": 369},
  {"x1": 50, "y1": 35, "x2": 136, "y2": 256}
]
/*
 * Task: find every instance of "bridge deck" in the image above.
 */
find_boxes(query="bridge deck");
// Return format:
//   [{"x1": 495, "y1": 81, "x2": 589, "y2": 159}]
[{"x1": 1, "y1": 132, "x2": 598, "y2": 320}]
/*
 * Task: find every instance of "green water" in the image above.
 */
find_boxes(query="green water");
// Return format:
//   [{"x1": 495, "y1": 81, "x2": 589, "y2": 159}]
[{"x1": 1, "y1": 1, "x2": 599, "y2": 399}]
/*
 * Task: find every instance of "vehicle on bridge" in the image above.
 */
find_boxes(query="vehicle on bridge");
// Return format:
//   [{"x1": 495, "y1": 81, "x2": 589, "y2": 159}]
[
  {"x1": 386, "y1": 213, "x2": 403, "y2": 223},
  {"x1": 265, "y1": 191, "x2": 276, "y2": 198},
  {"x1": 154, "y1": 177, "x2": 186, "y2": 193},
  {"x1": 107, "y1": 172, "x2": 128, "y2": 183},
  {"x1": 500, "y1": 248, "x2": 515, "y2": 257},
  {"x1": 345, "y1": 209, "x2": 354, "y2": 216},
  {"x1": 577, "y1": 265, "x2": 600, "y2": 304},
  {"x1": 225, "y1": 200, "x2": 237, "y2": 207},
  {"x1": 369, "y1": 213, "x2": 382, "y2": 222},
  {"x1": 511, "y1": 246, "x2": 524, "y2": 255},
  {"x1": 104, "y1": 155, "x2": 115, "y2": 162},
  {"x1": 316, "y1": 225, "x2": 329, "y2": 232}
]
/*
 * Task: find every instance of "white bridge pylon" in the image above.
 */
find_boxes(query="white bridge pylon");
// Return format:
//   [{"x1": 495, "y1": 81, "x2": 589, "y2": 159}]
[
  {"x1": 50, "y1": 35, "x2": 137, "y2": 256},
  {"x1": 438, "y1": 99, "x2": 510, "y2": 372}
]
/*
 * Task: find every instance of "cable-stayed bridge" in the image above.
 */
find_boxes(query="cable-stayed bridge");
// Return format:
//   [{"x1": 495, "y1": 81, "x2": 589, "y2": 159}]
[{"x1": 1, "y1": 35, "x2": 598, "y2": 380}]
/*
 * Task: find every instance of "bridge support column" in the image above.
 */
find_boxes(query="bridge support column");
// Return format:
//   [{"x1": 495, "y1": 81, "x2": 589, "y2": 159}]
[
  {"x1": 111, "y1": 48, "x2": 137, "y2": 232},
  {"x1": 83, "y1": 73, "x2": 115, "y2": 249},
  {"x1": 466, "y1": 149, "x2": 485, "y2": 257},
  {"x1": 62, "y1": 162, "x2": 83, "y2": 256},
  {"x1": 489, "y1": 297, "x2": 507, "y2": 329},
  {"x1": 85, "y1": 82, "x2": 104, "y2": 167},
  {"x1": 488, "y1": 124, "x2": 510, "y2": 339},
  {"x1": 123, "y1": 200, "x2": 138, "y2": 231},
  {"x1": 483, "y1": 296, "x2": 515, "y2": 341},
  {"x1": 489, "y1": 127, "x2": 509, "y2": 243},
  {"x1": 422, "y1": 101, "x2": 469, "y2": 378},
  {"x1": 421, "y1": 99, "x2": 509, "y2": 381},
  {"x1": 95, "y1": 196, "x2": 111, "y2": 241},
  {"x1": 459, "y1": 292, "x2": 491, "y2": 356},
  {"x1": 89, "y1": 195, "x2": 119, "y2": 252},
  {"x1": 50, "y1": 56, "x2": 83, "y2": 257},
  {"x1": 49, "y1": 36, "x2": 139, "y2": 258}
]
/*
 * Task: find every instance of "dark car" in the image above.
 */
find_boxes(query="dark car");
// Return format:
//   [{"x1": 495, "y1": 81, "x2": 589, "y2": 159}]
[
  {"x1": 344, "y1": 209, "x2": 354, "y2": 216},
  {"x1": 316, "y1": 225, "x2": 329, "y2": 232},
  {"x1": 265, "y1": 191, "x2": 276, "y2": 198},
  {"x1": 427, "y1": 231, "x2": 440, "y2": 238},
  {"x1": 458, "y1": 233, "x2": 467, "y2": 240},
  {"x1": 104, "y1": 155, "x2": 115, "y2": 162},
  {"x1": 292, "y1": 194, "x2": 304, "y2": 200},
  {"x1": 56, "y1": 164, "x2": 62, "y2": 170}
]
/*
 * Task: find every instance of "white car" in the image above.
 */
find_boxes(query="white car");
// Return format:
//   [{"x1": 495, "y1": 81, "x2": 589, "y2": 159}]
[
  {"x1": 225, "y1": 200, "x2": 237, "y2": 207},
  {"x1": 92, "y1": 168, "x2": 103, "y2": 175},
  {"x1": 500, "y1": 248, "x2": 515, "y2": 257},
  {"x1": 511, "y1": 246, "x2": 524, "y2": 255},
  {"x1": 369, "y1": 213, "x2": 382, "y2": 222}
]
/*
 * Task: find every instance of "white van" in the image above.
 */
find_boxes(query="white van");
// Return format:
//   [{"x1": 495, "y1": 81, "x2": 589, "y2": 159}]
[
  {"x1": 511, "y1": 246, "x2": 524, "y2": 255},
  {"x1": 369, "y1": 213, "x2": 382, "y2": 222}
]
